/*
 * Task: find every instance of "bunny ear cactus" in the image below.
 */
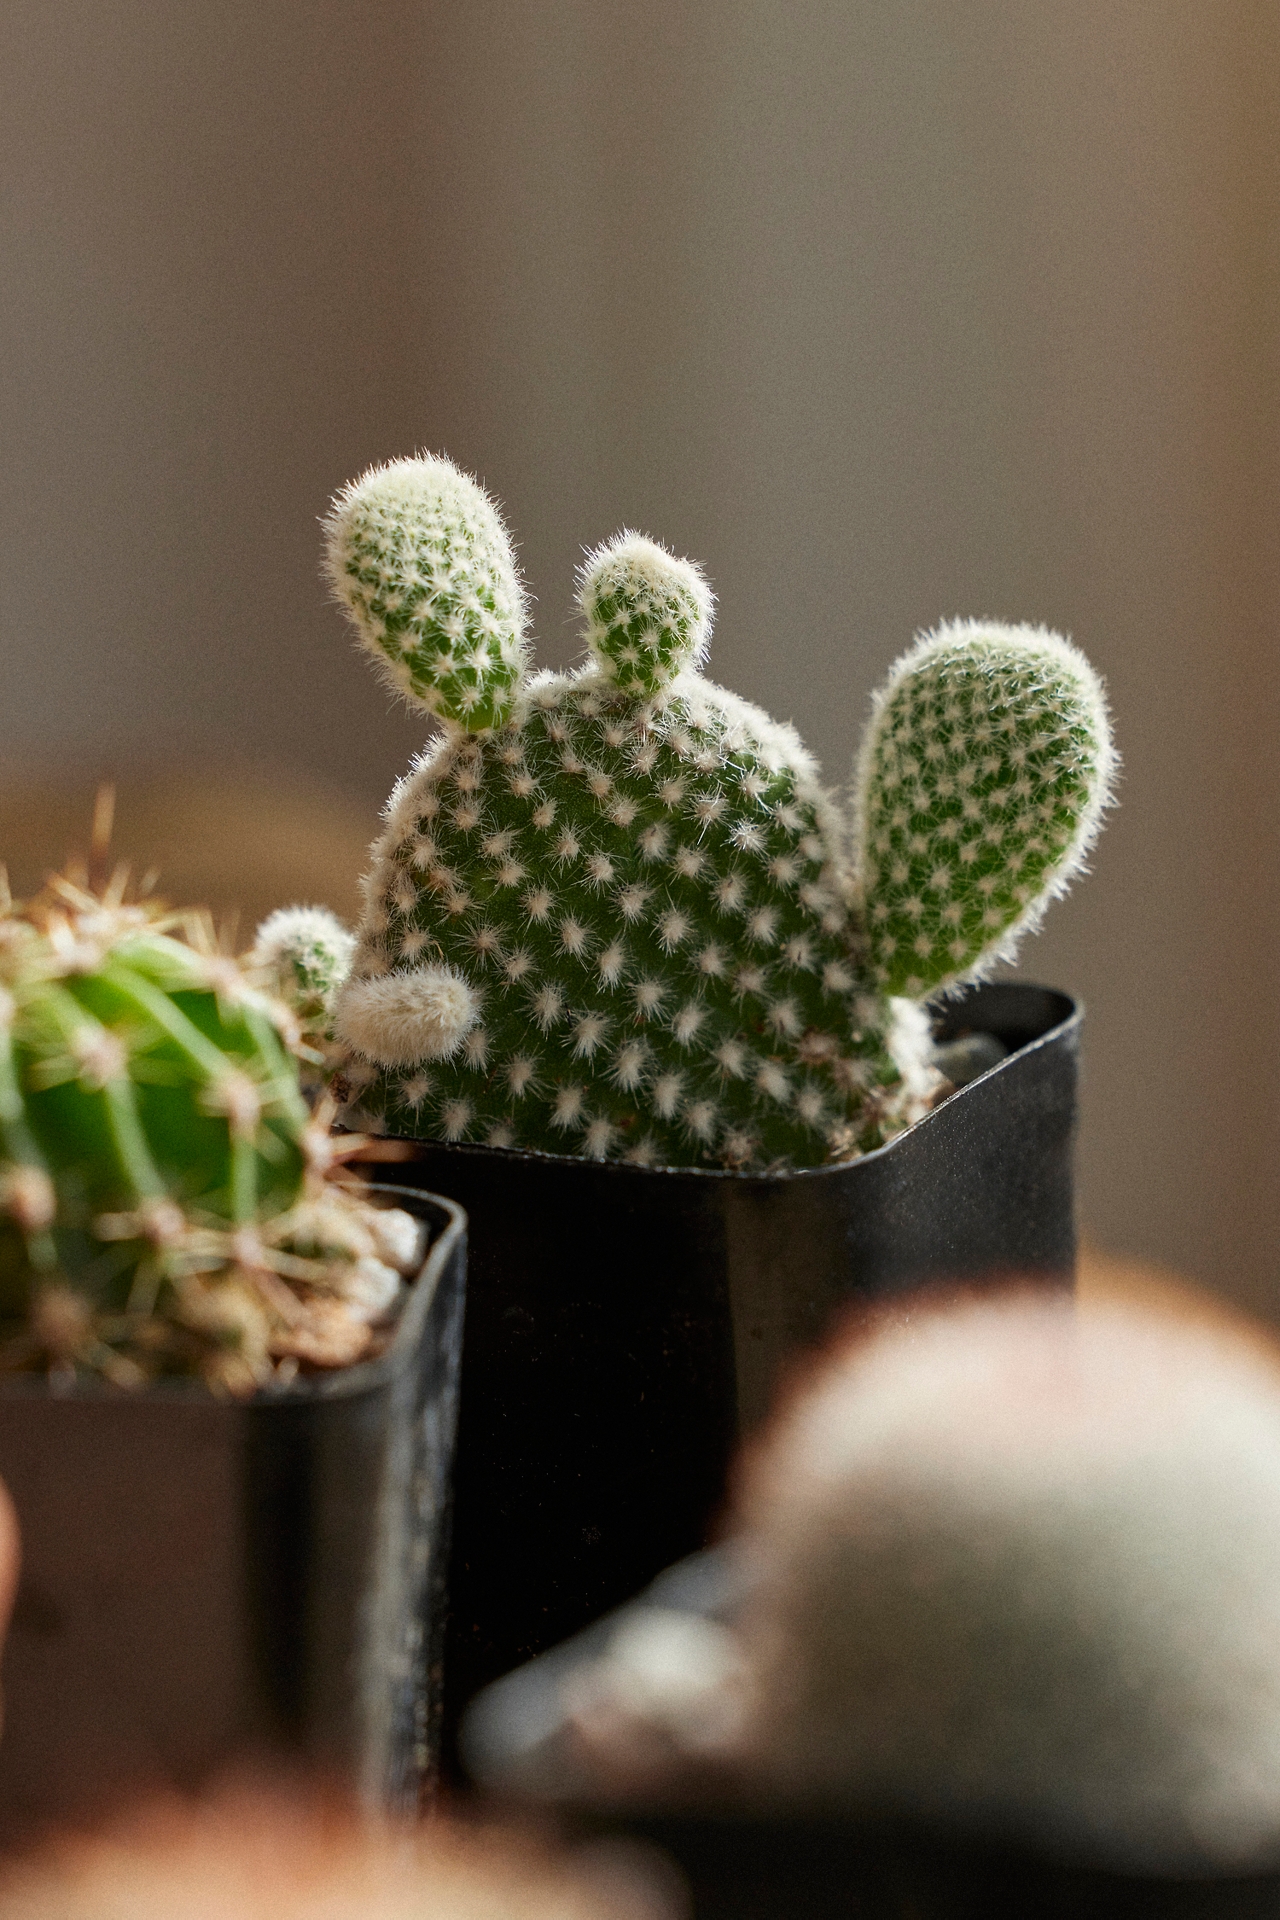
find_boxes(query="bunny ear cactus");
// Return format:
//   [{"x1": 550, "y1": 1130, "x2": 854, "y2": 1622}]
[
  {"x1": 0, "y1": 876, "x2": 421, "y2": 1390},
  {"x1": 319, "y1": 456, "x2": 1114, "y2": 1172}
]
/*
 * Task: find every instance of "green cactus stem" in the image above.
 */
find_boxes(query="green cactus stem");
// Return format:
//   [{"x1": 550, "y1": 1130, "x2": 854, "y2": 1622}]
[
  {"x1": 324, "y1": 455, "x2": 528, "y2": 732},
  {"x1": 315, "y1": 456, "x2": 1115, "y2": 1172}
]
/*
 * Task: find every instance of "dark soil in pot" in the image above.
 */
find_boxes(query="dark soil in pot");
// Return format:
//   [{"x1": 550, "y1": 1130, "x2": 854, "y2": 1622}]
[
  {"x1": 0, "y1": 1186, "x2": 466, "y2": 1843},
  {"x1": 363, "y1": 981, "x2": 1079, "y2": 1758}
]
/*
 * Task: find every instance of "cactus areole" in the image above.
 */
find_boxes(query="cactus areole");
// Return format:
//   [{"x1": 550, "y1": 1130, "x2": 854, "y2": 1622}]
[{"x1": 317, "y1": 455, "x2": 1115, "y2": 1174}]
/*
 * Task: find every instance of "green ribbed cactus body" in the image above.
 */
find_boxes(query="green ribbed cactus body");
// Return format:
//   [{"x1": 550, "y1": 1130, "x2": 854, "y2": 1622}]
[
  {"x1": 322, "y1": 457, "x2": 1115, "y2": 1174},
  {"x1": 0, "y1": 910, "x2": 309, "y2": 1326},
  {"x1": 339, "y1": 673, "x2": 903, "y2": 1168},
  {"x1": 0, "y1": 886, "x2": 426, "y2": 1390}
]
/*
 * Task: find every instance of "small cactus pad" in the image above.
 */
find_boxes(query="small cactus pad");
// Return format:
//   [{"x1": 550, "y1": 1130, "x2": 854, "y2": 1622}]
[
  {"x1": 324, "y1": 456, "x2": 527, "y2": 731},
  {"x1": 857, "y1": 623, "x2": 1115, "y2": 997},
  {"x1": 580, "y1": 533, "x2": 713, "y2": 695}
]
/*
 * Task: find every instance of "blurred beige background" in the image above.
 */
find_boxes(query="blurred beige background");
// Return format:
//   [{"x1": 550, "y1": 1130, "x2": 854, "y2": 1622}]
[{"x1": 1, "y1": 4, "x2": 1277, "y2": 1313}]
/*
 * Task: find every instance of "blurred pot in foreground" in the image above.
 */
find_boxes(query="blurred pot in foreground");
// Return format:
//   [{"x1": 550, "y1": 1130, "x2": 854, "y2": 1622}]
[{"x1": 467, "y1": 1290, "x2": 1280, "y2": 1896}]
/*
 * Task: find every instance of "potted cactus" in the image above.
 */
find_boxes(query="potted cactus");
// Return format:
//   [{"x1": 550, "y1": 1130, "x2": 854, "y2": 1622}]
[
  {"x1": 270, "y1": 455, "x2": 1113, "y2": 1726},
  {"x1": 0, "y1": 868, "x2": 466, "y2": 1838}
]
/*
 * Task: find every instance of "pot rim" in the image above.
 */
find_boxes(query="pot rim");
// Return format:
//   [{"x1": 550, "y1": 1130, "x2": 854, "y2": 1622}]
[
  {"x1": 347, "y1": 983, "x2": 1080, "y2": 1190},
  {"x1": 0, "y1": 1184, "x2": 466, "y2": 1408}
]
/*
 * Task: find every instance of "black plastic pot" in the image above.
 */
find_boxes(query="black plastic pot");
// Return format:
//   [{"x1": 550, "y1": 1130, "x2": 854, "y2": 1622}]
[
  {"x1": 0, "y1": 1185, "x2": 466, "y2": 1843},
  {"x1": 371, "y1": 981, "x2": 1079, "y2": 1744}
]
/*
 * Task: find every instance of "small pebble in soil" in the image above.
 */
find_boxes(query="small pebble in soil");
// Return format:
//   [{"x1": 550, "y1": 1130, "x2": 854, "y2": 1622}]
[
  {"x1": 932, "y1": 1030, "x2": 1008, "y2": 1089},
  {"x1": 368, "y1": 1205, "x2": 426, "y2": 1275}
]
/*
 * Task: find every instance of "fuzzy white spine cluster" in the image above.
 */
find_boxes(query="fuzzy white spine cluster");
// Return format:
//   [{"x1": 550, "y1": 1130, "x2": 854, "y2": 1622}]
[{"x1": 249, "y1": 907, "x2": 355, "y2": 1017}]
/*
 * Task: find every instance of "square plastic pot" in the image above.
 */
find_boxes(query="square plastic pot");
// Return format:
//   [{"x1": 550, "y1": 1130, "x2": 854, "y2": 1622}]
[
  {"x1": 366, "y1": 981, "x2": 1080, "y2": 1750},
  {"x1": 0, "y1": 1185, "x2": 466, "y2": 1843}
]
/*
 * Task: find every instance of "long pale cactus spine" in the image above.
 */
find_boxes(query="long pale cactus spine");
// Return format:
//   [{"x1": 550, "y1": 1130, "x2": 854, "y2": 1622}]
[
  {"x1": 0, "y1": 876, "x2": 419, "y2": 1389},
  {"x1": 317, "y1": 456, "x2": 1114, "y2": 1172}
]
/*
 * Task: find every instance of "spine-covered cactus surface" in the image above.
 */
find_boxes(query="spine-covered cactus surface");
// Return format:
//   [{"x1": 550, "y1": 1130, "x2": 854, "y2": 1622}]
[
  {"x1": 0, "y1": 872, "x2": 421, "y2": 1391},
  {"x1": 317, "y1": 456, "x2": 1115, "y2": 1172}
]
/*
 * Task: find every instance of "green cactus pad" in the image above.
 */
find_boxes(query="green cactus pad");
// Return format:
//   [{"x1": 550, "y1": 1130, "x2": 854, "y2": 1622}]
[
  {"x1": 856, "y1": 623, "x2": 1115, "y2": 997},
  {"x1": 580, "y1": 533, "x2": 713, "y2": 695},
  {"x1": 325, "y1": 456, "x2": 528, "y2": 732}
]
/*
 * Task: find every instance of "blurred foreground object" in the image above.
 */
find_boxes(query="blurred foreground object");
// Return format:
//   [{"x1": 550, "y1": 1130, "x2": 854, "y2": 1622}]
[
  {"x1": 0, "y1": 1788, "x2": 673, "y2": 1920},
  {"x1": 469, "y1": 1291, "x2": 1280, "y2": 1881}
]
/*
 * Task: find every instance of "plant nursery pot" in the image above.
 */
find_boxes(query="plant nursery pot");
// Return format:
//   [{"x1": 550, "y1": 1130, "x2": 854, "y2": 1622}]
[
  {"x1": 364, "y1": 979, "x2": 1080, "y2": 1747},
  {"x1": 466, "y1": 1552, "x2": 1280, "y2": 1920},
  {"x1": 0, "y1": 1185, "x2": 466, "y2": 1844}
]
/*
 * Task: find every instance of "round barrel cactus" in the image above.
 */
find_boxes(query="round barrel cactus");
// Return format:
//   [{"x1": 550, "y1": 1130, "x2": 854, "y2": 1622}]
[
  {"x1": 0, "y1": 874, "x2": 418, "y2": 1390},
  {"x1": 311, "y1": 456, "x2": 1114, "y2": 1173}
]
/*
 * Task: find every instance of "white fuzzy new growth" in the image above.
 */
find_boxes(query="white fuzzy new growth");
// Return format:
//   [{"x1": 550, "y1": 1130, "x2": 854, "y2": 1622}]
[
  {"x1": 335, "y1": 966, "x2": 480, "y2": 1067},
  {"x1": 250, "y1": 906, "x2": 356, "y2": 1004}
]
